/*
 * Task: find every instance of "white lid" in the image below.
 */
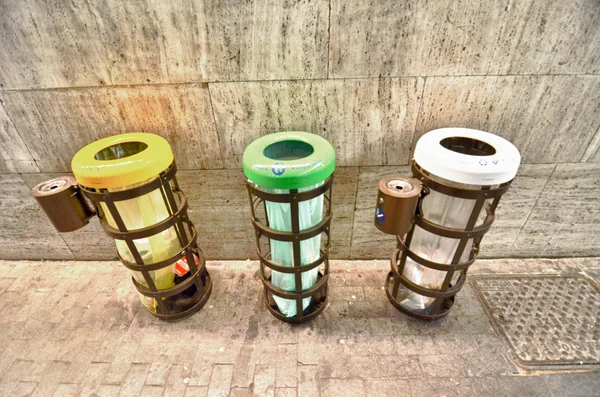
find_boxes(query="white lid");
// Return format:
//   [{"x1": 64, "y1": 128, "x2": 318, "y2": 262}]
[{"x1": 414, "y1": 128, "x2": 521, "y2": 185}]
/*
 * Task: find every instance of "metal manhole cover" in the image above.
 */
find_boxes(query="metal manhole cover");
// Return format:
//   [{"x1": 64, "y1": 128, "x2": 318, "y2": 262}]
[{"x1": 471, "y1": 274, "x2": 600, "y2": 370}]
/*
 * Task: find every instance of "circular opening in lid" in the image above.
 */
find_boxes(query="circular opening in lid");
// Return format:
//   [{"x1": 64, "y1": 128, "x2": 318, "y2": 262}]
[
  {"x1": 39, "y1": 178, "x2": 68, "y2": 193},
  {"x1": 94, "y1": 141, "x2": 149, "y2": 161},
  {"x1": 440, "y1": 136, "x2": 496, "y2": 156},
  {"x1": 386, "y1": 179, "x2": 414, "y2": 193},
  {"x1": 263, "y1": 140, "x2": 314, "y2": 160}
]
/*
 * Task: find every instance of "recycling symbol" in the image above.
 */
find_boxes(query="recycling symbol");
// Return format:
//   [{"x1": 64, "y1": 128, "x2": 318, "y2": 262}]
[{"x1": 272, "y1": 162, "x2": 286, "y2": 176}]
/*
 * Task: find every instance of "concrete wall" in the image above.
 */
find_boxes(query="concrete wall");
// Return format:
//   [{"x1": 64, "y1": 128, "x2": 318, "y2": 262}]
[{"x1": 0, "y1": 0, "x2": 598, "y2": 261}]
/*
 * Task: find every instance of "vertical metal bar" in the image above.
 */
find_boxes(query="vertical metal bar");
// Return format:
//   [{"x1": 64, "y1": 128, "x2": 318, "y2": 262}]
[
  {"x1": 394, "y1": 227, "x2": 416, "y2": 298},
  {"x1": 429, "y1": 192, "x2": 487, "y2": 314},
  {"x1": 290, "y1": 189, "x2": 303, "y2": 317},
  {"x1": 327, "y1": 176, "x2": 334, "y2": 217},
  {"x1": 104, "y1": 197, "x2": 168, "y2": 314},
  {"x1": 471, "y1": 197, "x2": 502, "y2": 260},
  {"x1": 263, "y1": 200, "x2": 270, "y2": 228},
  {"x1": 247, "y1": 185, "x2": 267, "y2": 288},
  {"x1": 162, "y1": 175, "x2": 188, "y2": 247}
]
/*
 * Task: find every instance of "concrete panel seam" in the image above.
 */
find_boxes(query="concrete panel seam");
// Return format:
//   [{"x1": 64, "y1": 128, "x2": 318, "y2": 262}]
[
  {"x1": 509, "y1": 163, "x2": 557, "y2": 256},
  {"x1": 581, "y1": 124, "x2": 600, "y2": 162},
  {"x1": 2, "y1": 74, "x2": 599, "y2": 93},
  {"x1": 0, "y1": 97, "x2": 39, "y2": 170},
  {"x1": 206, "y1": 83, "x2": 226, "y2": 170},
  {"x1": 347, "y1": 167, "x2": 360, "y2": 259},
  {"x1": 326, "y1": 0, "x2": 332, "y2": 79},
  {"x1": 410, "y1": 76, "x2": 427, "y2": 160}
]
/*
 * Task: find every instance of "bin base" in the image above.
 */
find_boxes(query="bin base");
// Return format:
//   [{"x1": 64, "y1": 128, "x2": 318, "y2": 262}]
[
  {"x1": 384, "y1": 271, "x2": 454, "y2": 321},
  {"x1": 264, "y1": 272, "x2": 328, "y2": 323},
  {"x1": 148, "y1": 269, "x2": 213, "y2": 322}
]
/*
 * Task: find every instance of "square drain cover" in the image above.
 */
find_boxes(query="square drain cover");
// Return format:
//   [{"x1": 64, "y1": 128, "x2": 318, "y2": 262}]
[{"x1": 471, "y1": 274, "x2": 600, "y2": 370}]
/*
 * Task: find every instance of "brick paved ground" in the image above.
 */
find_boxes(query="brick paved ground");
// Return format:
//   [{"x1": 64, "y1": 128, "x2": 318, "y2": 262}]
[{"x1": 0, "y1": 257, "x2": 598, "y2": 397}]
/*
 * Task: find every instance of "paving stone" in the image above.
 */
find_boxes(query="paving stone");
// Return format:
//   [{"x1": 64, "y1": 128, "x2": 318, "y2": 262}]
[
  {"x1": 184, "y1": 386, "x2": 208, "y2": 397},
  {"x1": 206, "y1": 365, "x2": 233, "y2": 397},
  {"x1": 321, "y1": 379, "x2": 366, "y2": 397},
  {"x1": 275, "y1": 344, "x2": 298, "y2": 388},
  {"x1": 164, "y1": 364, "x2": 191, "y2": 397},
  {"x1": 11, "y1": 381, "x2": 39, "y2": 397},
  {"x1": 0, "y1": 258, "x2": 598, "y2": 397},
  {"x1": 409, "y1": 377, "x2": 464, "y2": 397},
  {"x1": 95, "y1": 384, "x2": 121, "y2": 397},
  {"x1": 253, "y1": 365, "x2": 276, "y2": 397},
  {"x1": 275, "y1": 388, "x2": 297, "y2": 397},
  {"x1": 145, "y1": 355, "x2": 174, "y2": 386},
  {"x1": 189, "y1": 343, "x2": 217, "y2": 387},
  {"x1": 394, "y1": 335, "x2": 436, "y2": 355},
  {"x1": 102, "y1": 342, "x2": 140, "y2": 385},
  {"x1": 419, "y1": 354, "x2": 467, "y2": 378},
  {"x1": 543, "y1": 373, "x2": 600, "y2": 397},
  {"x1": 297, "y1": 365, "x2": 319, "y2": 397},
  {"x1": 116, "y1": 363, "x2": 149, "y2": 397},
  {"x1": 30, "y1": 360, "x2": 71, "y2": 397},
  {"x1": 77, "y1": 363, "x2": 111, "y2": 397},
  {"x1": 499, "y1": 375, "x2": 553, "y2": 397},
  {"x1": 432, "y1": 334, "x2": 480, "y2": 355},
  {"x1": 229, "y1": 388, "x2": 254, "y2": 397},
  {"x1": 231, "y1": 344, "x2": 255, "y2": 388},
  {"x1": 51, "y1": 383, "x2": 78, "y2": 397},
  {"x1": 462, "y1": 351, "x2": 512, "y2": 377},
  {"x1": 139, "y1": 385, "x2": 165, "y2": 397},
  {"x1": 364, "y1": 379, "x2": 411, "y2": 397}
]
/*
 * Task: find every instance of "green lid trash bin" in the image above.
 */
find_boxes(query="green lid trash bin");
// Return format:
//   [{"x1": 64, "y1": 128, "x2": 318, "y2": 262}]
[{"x1": 243, "y1": 131, "x2": 336, "y2": 322}]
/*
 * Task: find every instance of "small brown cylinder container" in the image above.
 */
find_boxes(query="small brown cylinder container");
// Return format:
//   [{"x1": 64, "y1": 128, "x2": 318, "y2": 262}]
[
  {"x1": 32, "y1": 176, "x2": 94, "y2": 232},
  {"x1": 374, "y1": 177, "x2": 422, "y2": 236}
]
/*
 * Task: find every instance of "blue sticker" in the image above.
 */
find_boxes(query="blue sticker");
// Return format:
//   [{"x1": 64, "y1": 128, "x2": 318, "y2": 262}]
[
  {"x1": 376, "y1": 207, "x2": 386, "y2": 222},
  {"x1": 272, "y1": 162, "x2": 286, "y2": 176}
]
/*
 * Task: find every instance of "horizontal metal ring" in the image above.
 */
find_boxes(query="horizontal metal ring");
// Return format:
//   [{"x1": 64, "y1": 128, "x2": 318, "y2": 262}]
[
  {"x1": 81, "y1": 162, "x2": 177, "y2": 202},
  {"x1": 412, "y1": 160, "x2": 511, "y2": 199},
  {"x1": 246, "y1": 177, "x2": 333, "y2": 203},
  {"x1": 258, "y1": 249, "x2": 327, "y2": 274},
  {"x1": 262, "y1": 272, "x2": 329, "y2": 300},
  {"x1": 119, "y1": 226, "x2": 199, "y2": 272},
  {"x1": 253, "y1": 214, "x2": 332, "y2": 242},
  {"x1": 390, "y1": 250, "x2": 467, "y2": 299},
  {"x1": 132, "y1": 264, "x2": 208, "y2": 299},
  {"x1": 100, "y1": 191, "x2": 188, "y2": 240},
  {"x1": 394, "y1": 237, "x2": 477, "y2": 271},
  {"x1": 415, "y1": 204, "x2": 495, "y2": 239}
]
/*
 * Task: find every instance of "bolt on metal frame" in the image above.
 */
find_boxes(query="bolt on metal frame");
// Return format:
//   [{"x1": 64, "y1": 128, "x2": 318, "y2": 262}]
[
  {"x1": 245, "y1": 176, "x2": 334, "y2": 323},
  {"x1": 80, "y1": 162, "x2": 212, "y2": 321},
  {"x1": 386, "y1": 161, "x2": 512, "y2": 320}
]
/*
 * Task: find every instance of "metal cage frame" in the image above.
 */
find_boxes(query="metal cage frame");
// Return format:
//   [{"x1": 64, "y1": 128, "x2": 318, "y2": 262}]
[
  {"x1": 386, "y1": 161, "x2": 512, "y2": 320},
  {"x1": 245, "y1": 176, "x2": 334, "y2": 323},
  {"x1": 80, "y1": 162, "x2": 212, "y2": 321}
]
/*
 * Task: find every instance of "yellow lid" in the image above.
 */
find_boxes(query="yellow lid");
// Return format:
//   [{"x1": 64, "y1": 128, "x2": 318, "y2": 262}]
[{"x1": 71, "y1": 133, "x2": 174, "y2": 189}]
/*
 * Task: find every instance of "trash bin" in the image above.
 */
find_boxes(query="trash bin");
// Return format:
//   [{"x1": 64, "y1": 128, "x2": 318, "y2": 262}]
[
  {"x1": 243, "y1": 131, "x2": 336, "y2": 322},
  {"x1": 375, "y1": 128, "x2": 520, "y2": 320},
  {"x1": 32, "y1": 133, "x2": 212, "y2": 321}
]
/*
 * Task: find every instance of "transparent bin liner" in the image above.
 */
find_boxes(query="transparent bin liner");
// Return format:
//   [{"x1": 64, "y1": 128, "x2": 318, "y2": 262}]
[
  {"x1": 400, "y1": 182, "x2": 493, "y2": 310},
  {"x1": 264, "y1": 183, "x2": 324, "y2": 317},
  {"x1": 100, "y1": 178, "x2": 181, "y2": 311}
]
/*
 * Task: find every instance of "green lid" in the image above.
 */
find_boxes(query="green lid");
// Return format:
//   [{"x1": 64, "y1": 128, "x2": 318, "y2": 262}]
[{"x1": 243, "y1": 131, "x2": 336, "y2": 189}]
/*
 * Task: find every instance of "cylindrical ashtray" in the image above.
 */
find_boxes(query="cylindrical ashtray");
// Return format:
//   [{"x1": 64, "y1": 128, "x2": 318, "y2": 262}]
[
  {"x1": 375, "y1": 177, "x2": 422, "y2": 236},
  {"x1": 32, "y1": 176, "x2": 94, "y2": 232}
]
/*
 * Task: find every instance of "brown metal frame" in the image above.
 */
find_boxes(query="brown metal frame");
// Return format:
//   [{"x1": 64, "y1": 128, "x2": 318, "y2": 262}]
[
  {"x1": 386, "y1": 161, "x2": 511, "y2": 320},
  {"x1": 246, "y1": 176, "x2": 333, "y2": 323},
  {"x1": 80, "y1": 162, "x2": 212, "y2": 321}
]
